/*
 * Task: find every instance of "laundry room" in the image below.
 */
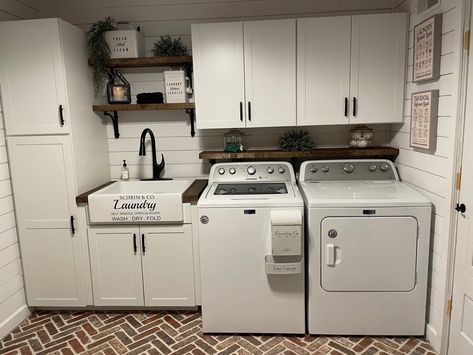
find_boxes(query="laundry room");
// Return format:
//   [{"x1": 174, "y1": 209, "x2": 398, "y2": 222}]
[{"x1": 0, "y1": 0, "x2": 470, "y2": 354}]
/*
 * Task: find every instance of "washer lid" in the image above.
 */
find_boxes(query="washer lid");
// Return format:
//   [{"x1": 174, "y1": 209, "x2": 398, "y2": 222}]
[{"x1": 299, "y1": 180, "x2": 431, "y2": 207}]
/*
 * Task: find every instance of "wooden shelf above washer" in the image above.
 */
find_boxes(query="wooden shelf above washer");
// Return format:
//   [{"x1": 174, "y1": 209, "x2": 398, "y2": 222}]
[
  {"x1": 92, "y1": 103, "x2": 195, "y2": 112},
  {"x1": 88, "y1": 56, "x2": 193, "y2": 68}
]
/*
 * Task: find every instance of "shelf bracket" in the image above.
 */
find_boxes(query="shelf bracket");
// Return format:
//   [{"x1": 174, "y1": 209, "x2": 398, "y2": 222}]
[
  {"x1": 103, "y1": 111, "x2": 119, "y2": 138},
  {"x1": 185, "y1": 108, "x2": 195, "y2": 137}
]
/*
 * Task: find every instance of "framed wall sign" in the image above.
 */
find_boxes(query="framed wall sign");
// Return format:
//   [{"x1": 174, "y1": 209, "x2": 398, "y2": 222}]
[
  {"x1": 410, "y1": 90, "x2": 439, "y2": 152},
  {"x1": 413, "y1": 14, "x2": 442, "y2": 83}
]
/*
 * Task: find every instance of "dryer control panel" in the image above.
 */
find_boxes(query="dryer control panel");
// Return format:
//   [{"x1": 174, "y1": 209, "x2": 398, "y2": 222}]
[{"x1": 300, "y1": 160, "x2": 399, "y2": 181}]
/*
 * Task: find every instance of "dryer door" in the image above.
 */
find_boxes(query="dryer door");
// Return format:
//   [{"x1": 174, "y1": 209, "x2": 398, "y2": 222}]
[{"x1": 321, "y1": 216, "x2": 417, "y2": 292}]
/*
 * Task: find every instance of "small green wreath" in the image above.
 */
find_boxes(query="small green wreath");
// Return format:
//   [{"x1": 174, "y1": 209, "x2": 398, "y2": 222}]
[{"x1": 279, "y1": 130, "x2": 314, "y2": 151}]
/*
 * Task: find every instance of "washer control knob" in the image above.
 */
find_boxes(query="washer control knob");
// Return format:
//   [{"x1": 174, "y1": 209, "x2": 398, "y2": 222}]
[
  {"x1": 368, "y1": 164, "x2": 377, "y2": 172},
  {"x1": 247, "y1": 166, "x2": 256, "y2": 175},
  {"x1": 218, "y1": 168, "x2": 225, "y2": 175},
  {"x1": 343, "y1": 163, "x2": 355, "y2": 173},
  {"x1": 229, "y1": 167, "x2": 236, "y2": 175},
  {"x1": 321, "y1": 166, "x2": 330, "y2": 173},
  {"x1": 309, "y1": 165, "x2": 318, "y2": 173},
  {"x1": 380, "y1": 163, "x2": 390, "y2": 172},
  {"x1": 267, "y1": 167, "x2": 274, "y2": 174},
  {"x1": 278, "y1": 166, "x2": 286, "y2": 174}
]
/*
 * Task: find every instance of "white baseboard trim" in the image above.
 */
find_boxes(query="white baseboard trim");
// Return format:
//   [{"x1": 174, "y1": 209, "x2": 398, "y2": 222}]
[
  {"x1": 426, "y1": 324, "x2": 441, "y2": 353},
  {"x1": 0, "y1": 305, "x2": 30, "y2": 341}
]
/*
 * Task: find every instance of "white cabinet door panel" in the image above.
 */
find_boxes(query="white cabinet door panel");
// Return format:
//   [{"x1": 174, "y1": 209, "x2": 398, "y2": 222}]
[
  {"x1": 88, "y1": 227, "x2": 144, "y2": 306},
  {"x1": 297, "y1": 17, "x2": 351, "y2": 126},
  {"x1": 142, "y1": 225, "x2": 195, "y2": 307},
  {"x1": 350, "y1": 13, "x2": 407, "y2": 124},
  {"x1": 192, "y1": 22, "x2": 245, "y2": 129},
  {"x1": 244, "y1": 19, "x2": 296, "y2": 128},
  {"x1": 0, "y1": 19, "x2": 69, "y2": 135}
]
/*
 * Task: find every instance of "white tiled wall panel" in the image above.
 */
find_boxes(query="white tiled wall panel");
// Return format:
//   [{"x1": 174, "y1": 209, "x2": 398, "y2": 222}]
[{"x1": 394, "y1": 0, "x2": 463, "y2": 351}]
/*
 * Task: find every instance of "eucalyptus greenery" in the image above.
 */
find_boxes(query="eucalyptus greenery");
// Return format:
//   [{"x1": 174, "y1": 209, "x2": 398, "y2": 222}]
[
  {"x1": 87, "y1": 17, "x2": 117, "y2": 94},
  {"x1": 152, "y1": 35, "x2": 189, "y2": 56},
  {"x1": 279, "y1": 130, "x2": 314, "y2": 151}
]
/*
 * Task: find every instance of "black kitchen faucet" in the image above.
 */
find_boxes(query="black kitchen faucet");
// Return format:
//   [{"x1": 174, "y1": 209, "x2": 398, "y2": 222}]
[{"x1": 138, "y1": 128, "x2": 171, "y2": 180}]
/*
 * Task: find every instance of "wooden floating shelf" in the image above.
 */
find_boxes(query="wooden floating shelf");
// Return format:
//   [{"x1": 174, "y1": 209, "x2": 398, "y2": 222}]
[
  {"x1": 199, "y1": 147, "x2": 400, "y2": 162},
  {"x1": 92, "y1": 103, "x2": 195, "y2": 112},
  {"x1": 88, "y1": 56, "x2": 193, "y2": 68}
]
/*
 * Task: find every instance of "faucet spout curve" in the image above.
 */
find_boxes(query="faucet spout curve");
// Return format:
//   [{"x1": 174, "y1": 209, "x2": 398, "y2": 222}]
[{"x1": 138, "y1": 128, "x2": 170, "y2": 180}]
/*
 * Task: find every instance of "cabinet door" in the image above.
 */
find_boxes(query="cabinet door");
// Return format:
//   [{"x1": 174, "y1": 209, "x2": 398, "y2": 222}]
[
  {"x1": 244, "y1": 19, "x2": 296, "y2": 128},
  {"x1": 88, "y1": 227, "x2": 144, "y2": 306},
  {"x1": 141, "y1": 225, "x2": 195, "y2": 307},
  {"x1": 7, "y1": 136, "x2": 85, "y2": 306},
  {"x1": 297, "y1": 17, "x2": 351, "y2": 125},
  {"x1": 192, "y1": 22, "x2": 246, "y2": 129},
  {"x1": 350, "y1": 13, "x2": 407, "y2": 124},
  {"x1": 0, "y1": 19, "x2": 70, "y2": 135}
]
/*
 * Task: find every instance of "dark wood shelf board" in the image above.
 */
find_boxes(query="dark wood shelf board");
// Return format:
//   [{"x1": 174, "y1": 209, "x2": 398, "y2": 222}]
[
  {"x1": 76, "y1": 181, "x2": 115, "y2": 204},
  {"x1": 182, "y1": 179, "x2": 208, "y2": 203},
  {"x1": 199, "y1": 147, "x2": 399, "y2": 161},
  {"x1": 88, "y1": 56, "x2": 193, "y2": 68},
  {"x1": 93, "y1": 103, "x2": 195, "y2": 112}
]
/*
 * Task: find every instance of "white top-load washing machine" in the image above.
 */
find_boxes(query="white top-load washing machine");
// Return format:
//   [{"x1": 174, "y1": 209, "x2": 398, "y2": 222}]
[
  {"x1": 299, "y1": 159, "x2": 431, "y2": 335},
  {"x1": 198, "y1": 162, "x2": 305, "y2": 333}
]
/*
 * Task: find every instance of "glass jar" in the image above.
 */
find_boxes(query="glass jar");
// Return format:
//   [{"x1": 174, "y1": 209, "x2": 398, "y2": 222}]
[
  {"x1": 224, "y1": 130, "x2": 245, "y2": 152},
  {"x1": 350, "y1": 125, "x2": 374, "y2": 148}
]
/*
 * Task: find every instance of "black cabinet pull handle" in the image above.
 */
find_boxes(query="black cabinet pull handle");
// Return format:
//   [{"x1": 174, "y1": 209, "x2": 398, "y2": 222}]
[
  {"x1": 239, "y1": 102, "x2": 243, "y2": 122},
  {"x1": 59, "y1": 105, "x2": 65, "y2": 126},
  {"x1": 248, "y1": 101, "x2": 251, "y2": 121},
  {"x1": 455, "y1": 203, "x2": 467, "y2": 213},
  {"x1": 133, "y1": 233, "x2": 137, "y2": 253},
  {"x1": 344, "y1": 97, "x2": 348, "y2": 117},
  {"x1": 70, "y1": 216, "x2": 75, "y2": 235},
  {"x1": 142, "y1": 234, "x2": 146, "y2": 254},
  {"x1": 353, "y1": 97, "x2": 357, "y2": 117}
]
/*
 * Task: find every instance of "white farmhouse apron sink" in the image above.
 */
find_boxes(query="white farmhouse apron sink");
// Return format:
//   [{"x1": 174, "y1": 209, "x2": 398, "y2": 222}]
[{"x1": 88, "y1": 180, "x2": 193, "y2": 223}]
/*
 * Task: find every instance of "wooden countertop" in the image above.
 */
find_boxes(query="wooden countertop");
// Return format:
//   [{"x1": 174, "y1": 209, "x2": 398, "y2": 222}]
[{"x1": 76, "y1": 179, "x2": 208, "y2": 205}]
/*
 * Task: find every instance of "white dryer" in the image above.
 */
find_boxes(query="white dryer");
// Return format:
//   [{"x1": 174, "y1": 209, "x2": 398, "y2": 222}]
[{"x1": 299, "y1": 159, "x2": 431, "y2": 335}]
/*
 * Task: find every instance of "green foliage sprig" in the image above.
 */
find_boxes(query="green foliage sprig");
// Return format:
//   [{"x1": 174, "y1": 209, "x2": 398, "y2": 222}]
[
  {"x1": 279, "y1": 130, "x2": 314, "y2": 151},
  {"x1": 87, "y1": 17, "x2": 118, "y2": 94},
  {"x1": 152, "y1": 35, "x2": 189, "y2": 56}
]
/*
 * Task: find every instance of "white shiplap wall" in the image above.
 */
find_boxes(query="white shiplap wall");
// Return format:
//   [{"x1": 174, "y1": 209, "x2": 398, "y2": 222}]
[
  {"x1": 393, "y1": 0, "x2": 463, "y2": 352},
  {"x1": 0, "y1": 0, "x2": 36, "y2": 340},
  {"x1": 39, "y1": 0, "x2": 395, "y2": 179}
]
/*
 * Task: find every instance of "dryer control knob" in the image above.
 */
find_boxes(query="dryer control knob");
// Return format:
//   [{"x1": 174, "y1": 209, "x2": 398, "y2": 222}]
[
  {"x1": 278, "y1": 166, "x2": 286, "y2": 174},
  {"x1": 380, "y1": 163, "x2": 390, "y2": 172},
  {"x1": 267, "y1": 167, "x2": 274, "y2": 174},
  {"x1": 321, "y1": 166, "x2": 330, "y2": 173},
  {"x1": 368, "y1": 164, "x2": 377, "y2": 172},
  {"x1": 218, "y1": 168, "x2": 225, "y2": 175},
  {"x1": 343, "y1": 164, "x2": 355, "y2": 173},
  {"x1": 309, "y1": 165, "x2": 318, "y2": 173},
  {"x1": 229, "y1": 168, "x2": 236, "y2": 175},
  {"x1": 247, "y1": 166, "x2": 256, "y2": 175}
]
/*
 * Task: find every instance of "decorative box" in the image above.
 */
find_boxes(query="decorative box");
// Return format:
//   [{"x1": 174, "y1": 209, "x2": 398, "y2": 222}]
[
  {"x1": 164, "y1": 70, "x2": 187, "y2": 103},
  {"x1": 105, "y1": 30, "x2": 144, "y2": 58}
]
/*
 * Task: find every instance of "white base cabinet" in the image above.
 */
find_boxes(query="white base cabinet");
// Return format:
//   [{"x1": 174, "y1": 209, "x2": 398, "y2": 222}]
[{"x1": 89, "y1": 225, "x2": 195, "y2": 307}]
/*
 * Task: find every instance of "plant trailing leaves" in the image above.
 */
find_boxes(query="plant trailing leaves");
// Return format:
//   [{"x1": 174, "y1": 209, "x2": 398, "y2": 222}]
[
  {"x1": 279, "y1": 130, "x2": 314, "y2": 151},
  {"x1": 87, "y1": 17, "x2": 117, "y2": 95},
  {"x1": 152, "y1": 35, "x2": 189, "y2": 56}
]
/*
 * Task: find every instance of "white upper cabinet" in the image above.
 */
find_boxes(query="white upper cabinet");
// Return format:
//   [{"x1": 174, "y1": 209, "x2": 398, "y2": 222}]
[
  {"x1": 297, "y1": 17, "x2": 351, "y2": 126},
  {"x1": 0, "y1": 19, "x2": 70, "y2": 135},
  {"x1": 192, "y1": 19, "x2": 296, "y2": 129},
  {"x1": 350, "y1": 14, "x2": 407, "y2": 124},
  {"x1": 297, "y1": 13, "x2": 407, "y2": 125}
]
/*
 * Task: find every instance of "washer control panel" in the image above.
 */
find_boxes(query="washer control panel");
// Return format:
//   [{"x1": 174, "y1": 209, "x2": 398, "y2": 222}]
[
  {"x1": 210, "y1": 162, "x2": 294, "y2": 183},
  {"x1": 300, "y1": 160, "x2": 398, "y2": 181}
]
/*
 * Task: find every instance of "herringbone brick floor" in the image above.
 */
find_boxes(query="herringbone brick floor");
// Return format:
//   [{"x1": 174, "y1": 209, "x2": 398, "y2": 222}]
[{"x1": 0, "y1": 311, "x2": 436, "y2": 355}]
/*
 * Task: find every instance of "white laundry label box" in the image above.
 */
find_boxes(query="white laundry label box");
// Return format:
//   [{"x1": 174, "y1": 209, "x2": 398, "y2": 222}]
[{"x1": 270, "y1": 210, "x2": 302, "y2": 256}]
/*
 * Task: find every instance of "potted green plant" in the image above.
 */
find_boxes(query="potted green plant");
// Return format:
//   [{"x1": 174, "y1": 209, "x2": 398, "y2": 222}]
[
  {"x1": 152, "y1": 35, "x2": 189, "y2": 56},
  {"x1": 279, "y1": 130, "x2": 314, "y2": 151},
  {"x1": 87, "y1": 17, "x2": 118, "y2": 94}
]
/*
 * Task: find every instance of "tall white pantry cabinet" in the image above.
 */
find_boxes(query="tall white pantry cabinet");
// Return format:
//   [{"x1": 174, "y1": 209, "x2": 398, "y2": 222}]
[{"x1": 0, "y1": 19, "x2": 110, "y2": 306}]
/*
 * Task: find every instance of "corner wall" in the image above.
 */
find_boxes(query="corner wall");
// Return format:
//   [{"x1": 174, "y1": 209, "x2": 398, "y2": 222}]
[{"x1": 393, "y1": 0, "x2": 464, "y2": 351}]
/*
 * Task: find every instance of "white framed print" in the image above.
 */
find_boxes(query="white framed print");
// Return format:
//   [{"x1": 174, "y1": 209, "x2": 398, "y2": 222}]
[
  {"x1": 410, "y1": 90, "x2": 439, "y2": 152},
  {"x1": 413, "y1": 14, "x2": 442, "y2": 83}
]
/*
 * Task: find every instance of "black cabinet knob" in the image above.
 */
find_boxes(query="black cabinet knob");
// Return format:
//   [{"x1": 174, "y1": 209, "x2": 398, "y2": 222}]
[{"x1": 455, "y1": 203, "x2": 467, "y2": 213}]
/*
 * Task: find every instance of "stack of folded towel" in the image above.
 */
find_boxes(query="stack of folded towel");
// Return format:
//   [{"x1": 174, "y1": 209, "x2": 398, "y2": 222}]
[{"x1": 136, "y1": 92, "x2": 164, "y2": 104}]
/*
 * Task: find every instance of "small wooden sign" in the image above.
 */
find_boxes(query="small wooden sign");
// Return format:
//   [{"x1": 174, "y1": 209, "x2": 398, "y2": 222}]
[
  {"x1": 413, "y1": 14, "x2": 442, "y2": 83},
  {"x1": 410, "y1": 90, "x2": 439, "y2": 152}
]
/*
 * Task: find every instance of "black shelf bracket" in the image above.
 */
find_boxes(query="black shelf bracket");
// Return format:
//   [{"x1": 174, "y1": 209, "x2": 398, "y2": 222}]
[
  {"x1": 103, "y1": 111, "x2": 119, "y2": 138},
  {"x1": 185, "y1": 108, "x2": 195, "y2": 137}
]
